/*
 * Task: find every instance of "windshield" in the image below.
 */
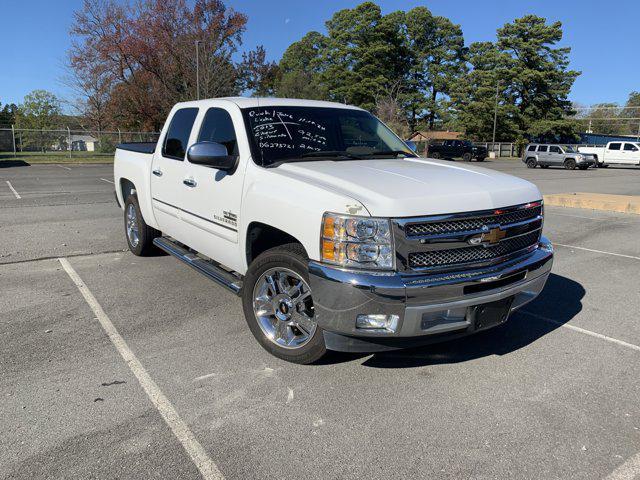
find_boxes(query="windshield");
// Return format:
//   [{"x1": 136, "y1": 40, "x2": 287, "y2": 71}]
[
  {"x1": 563, "y1": 145, "x2": 576, "y2": 153},
  {"x1": 241, "y1": 106, "x2": 416, "y2": 166}
]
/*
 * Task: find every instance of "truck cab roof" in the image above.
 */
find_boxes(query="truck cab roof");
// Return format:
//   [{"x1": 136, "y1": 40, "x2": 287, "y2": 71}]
[{"x1": 171, "y1": 97, "x2": 364, "y2": 111}]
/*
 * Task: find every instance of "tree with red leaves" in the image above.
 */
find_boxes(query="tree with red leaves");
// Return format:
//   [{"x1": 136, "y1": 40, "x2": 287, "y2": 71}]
[{"x1": 68, "y1": 0, "x2": 270, "y2": 130}]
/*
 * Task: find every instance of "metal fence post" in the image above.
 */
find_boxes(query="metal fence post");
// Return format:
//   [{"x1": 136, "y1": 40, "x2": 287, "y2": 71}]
[
  {"x1": 67, "y1": 127, "x2": 72, "y2": 159},
  {"x1": 118, "y1": 128, "x2": 122, "y2": 145},
  {"x1": 11, "y1": 125, "x2": 16, "y2": 157}
]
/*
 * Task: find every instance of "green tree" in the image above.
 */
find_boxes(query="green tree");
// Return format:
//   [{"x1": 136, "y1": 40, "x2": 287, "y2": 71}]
[
  {"x1": 619, "y1": 91, "x2": 640, "y2": 136},
  {"x1": 276, "y1": 31, "x2": 327, "y2": 99},
  {"x1": 320, "y1": 3, "x2": 409, "y2": 111},
  {"x1": 583, "y1": 103, "x2": 620, "y2": 135},
  {"x1": 15, "y1": 90, "x2": 63, "y2": 151},
  {"x1": 451, "y1": 15, "x2": 579, "y2": 141},
  {"x1": 0, "y1": 102, "x2": 18, "y2": 126},
  {"x1": 404, "y1": 6, "x2": 466, "y2": 130}
]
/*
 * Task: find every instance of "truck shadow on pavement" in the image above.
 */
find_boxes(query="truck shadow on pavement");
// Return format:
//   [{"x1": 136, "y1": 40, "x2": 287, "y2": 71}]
[
  {"x1": 0, "y1": 160, "x2": 30, "y2": 168},
  {"x1": 336, "y1": 273, "x2": 584, "y2": 368}
]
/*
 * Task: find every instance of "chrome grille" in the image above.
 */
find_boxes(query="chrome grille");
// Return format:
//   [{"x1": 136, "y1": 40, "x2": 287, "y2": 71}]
[
  {"x1": 408, "y1": 230, "x2": 541, "y2": 269},
  {"x1": 405, "y1": 206, "x2": 542, "y2": 237}
]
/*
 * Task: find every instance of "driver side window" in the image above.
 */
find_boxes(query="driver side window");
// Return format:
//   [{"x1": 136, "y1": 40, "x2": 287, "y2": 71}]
[{"x1": 198, "y1": 108, "x2": 239, "y2": 155}]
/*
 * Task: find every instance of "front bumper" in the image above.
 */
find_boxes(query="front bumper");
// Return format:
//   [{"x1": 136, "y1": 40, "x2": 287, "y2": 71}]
[{"x1": 308, "y1": 237, "x2": 554, "y2": 352}]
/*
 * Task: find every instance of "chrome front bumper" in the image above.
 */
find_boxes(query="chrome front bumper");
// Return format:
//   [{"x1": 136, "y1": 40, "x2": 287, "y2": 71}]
[{"x1": 308, "y1": 237, "x2": 554, "y2": 352}]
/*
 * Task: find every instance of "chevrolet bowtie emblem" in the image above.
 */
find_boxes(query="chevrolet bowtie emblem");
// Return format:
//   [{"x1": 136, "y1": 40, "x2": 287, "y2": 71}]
[{"x1": 480, "y1": 227, "x2": 507, "y2": 245}]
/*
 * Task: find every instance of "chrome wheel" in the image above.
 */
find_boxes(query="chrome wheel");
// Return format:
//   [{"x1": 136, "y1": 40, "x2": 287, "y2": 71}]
[
  {"x1": 252, "y1": 267, "x2": 316, "y2": 349},
  {"x1": 126, "y1": 203, "x2": 140, "y2": 248}
]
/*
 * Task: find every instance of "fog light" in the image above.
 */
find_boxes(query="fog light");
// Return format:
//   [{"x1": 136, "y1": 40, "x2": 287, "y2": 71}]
[{"x1": 356, "y1": 314, "x2": 399, "y2": 332}]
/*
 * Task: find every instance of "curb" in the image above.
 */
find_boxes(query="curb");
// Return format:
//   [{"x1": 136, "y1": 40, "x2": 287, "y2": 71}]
[{"x1": 543, "y1": 192, "x2": 640, "y2": 215}]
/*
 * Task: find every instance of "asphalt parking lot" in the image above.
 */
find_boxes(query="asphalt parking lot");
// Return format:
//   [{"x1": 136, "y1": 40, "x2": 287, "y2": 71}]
[{"x1": 2, "y1": 159, "x2": 640, "y2": 479}]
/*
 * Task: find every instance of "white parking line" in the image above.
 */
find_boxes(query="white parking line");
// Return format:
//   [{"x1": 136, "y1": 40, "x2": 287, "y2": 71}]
[
  {"x1": 605, "y1": 451, "x2": 640, "y2": 480},
  {"x1": 554, "y1": 243, "x2": 640, "y2": 261},
  {"x1": 56, "y1": 164, "x2": 72, "y2": 171},
  {"x1": 6, "y1": 181, "x2": 21, "y2": 199},
  {"x1": 100, "y1": 178, "x2": 114, "y2": 184},
  {"x1": 519, "y1": 310, "x2": 640, "y2": 353},
  {"x1": 58, "y1": 258, "x2": 224, "y2": 480}
]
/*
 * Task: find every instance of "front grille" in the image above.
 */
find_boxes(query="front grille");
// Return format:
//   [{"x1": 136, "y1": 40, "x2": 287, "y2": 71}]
[
  {"x1": 408, "y1": 230, "x2": 540, "y2": 269},
  {"x1": 405, "y1": 206, "x2": 542, "y2": 237}
]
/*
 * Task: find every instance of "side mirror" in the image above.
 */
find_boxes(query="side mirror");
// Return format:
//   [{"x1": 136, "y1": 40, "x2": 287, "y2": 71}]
[
  {"x1": 405, "y1": 140, "x2": 418, "y2": 153},
  {"x1": 187, "y1": 142, "x2": 238, "y2": 171}
]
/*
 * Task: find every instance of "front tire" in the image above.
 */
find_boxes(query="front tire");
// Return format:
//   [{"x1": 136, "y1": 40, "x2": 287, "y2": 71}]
[
  {"x1": 124, "y1": 195, "x2": 160, "y2": 256},
  {"x1": 242, "y1": 243, "x2": 327, "y2": 364},
  {"x1": 462, "y1": 152, "x2": 472, "y2": 162},
  {"x1": 564, "y1": 158, "x2": 577, "y2": 170},
  {"x1": 526, "y1": 158, "x2": 537, "y2": 168}
]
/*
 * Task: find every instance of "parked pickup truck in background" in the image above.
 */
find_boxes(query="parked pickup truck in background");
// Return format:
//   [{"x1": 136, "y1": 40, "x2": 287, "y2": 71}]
[
  {"x1": 523, "y1": 144, "x2": 596, "y2": 170},
  {"x1": 113, "y1": 97, "x2": 553, "y2": 364},
  {"x1": 428, "y1": 139, "x2": 488, "y2": 162},
  {"x1": 579, "y1": 141, "x2": 640, "y2": 167}
]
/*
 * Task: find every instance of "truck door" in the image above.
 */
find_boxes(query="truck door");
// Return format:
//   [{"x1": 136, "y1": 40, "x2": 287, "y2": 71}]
[
  {"x1": 621, "y1": 143, "x2": 640, "y2": 164},
  {"x1": 606, "y1": 143, "x2": 623, "y2": 164},
  {"x1": 176, "y1": 106, "x2": 245, "y2": 270},
  {"x1": 150, "y1": 107, "x2": 200, "y2": 240}
]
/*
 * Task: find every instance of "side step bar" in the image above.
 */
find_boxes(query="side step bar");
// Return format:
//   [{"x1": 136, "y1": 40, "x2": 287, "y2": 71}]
[{"x1": 153, "y1": 237, "x2": 243, "y2": 295}]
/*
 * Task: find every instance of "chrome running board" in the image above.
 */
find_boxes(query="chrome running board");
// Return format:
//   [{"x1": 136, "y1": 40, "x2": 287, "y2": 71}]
[{"x1": 153, "y1": 237, "x2": 243, "y2": 295}]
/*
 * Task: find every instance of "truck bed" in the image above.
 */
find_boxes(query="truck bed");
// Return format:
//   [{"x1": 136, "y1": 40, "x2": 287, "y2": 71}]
[{"x1": 116, "y1": 142, "x2": 157, "y2": 154}]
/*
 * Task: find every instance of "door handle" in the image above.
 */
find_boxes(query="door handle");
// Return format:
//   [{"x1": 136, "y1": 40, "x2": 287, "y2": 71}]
[
  {"x1": 152, "y1": 169, "x2": 162, "y2": 177},
  {"x1": 183, "y1": 178, "x2": 197, "y2": 188}
]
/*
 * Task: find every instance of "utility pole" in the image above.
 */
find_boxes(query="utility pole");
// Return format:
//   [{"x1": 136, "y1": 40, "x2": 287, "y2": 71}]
[
  {"x1": 11, "y1": 125, "x2": 16, "y2": 158},
  {"x1": 492, "y1": 81, "x2": 500, "y2": 145},
  {"x1": 195, "y1": 40, "x2": 202, "y2": 100}
]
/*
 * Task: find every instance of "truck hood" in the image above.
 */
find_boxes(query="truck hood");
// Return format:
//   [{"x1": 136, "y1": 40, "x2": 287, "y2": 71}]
[{"x1": 277, "y1": 157, "x2": 541, "y2": 217}]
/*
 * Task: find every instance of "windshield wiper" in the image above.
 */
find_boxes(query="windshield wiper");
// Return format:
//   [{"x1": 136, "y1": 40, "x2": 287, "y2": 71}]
[
  {"x1": 358, "y1": 149, "x2": 416, "y2": 158},
  {"x1": 264, "y1": 150, "x2": 364, "y2": 168},
  {"x1": 300, "y1": 150, "x2": 364, "y2": 159}
]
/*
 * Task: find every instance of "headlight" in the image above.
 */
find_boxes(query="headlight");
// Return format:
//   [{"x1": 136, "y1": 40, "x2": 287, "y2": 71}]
[{"x1": 321, "y1": 213, "x2": 394, "y2": 270}]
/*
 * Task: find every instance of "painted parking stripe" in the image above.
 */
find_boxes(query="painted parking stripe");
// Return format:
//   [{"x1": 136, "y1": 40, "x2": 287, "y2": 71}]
[
  {"x1": 554, "y1": 243, "x2": 640, "y2": 261},
  {"x1": 605, "y1": 451, "x2": 640, "y2": 480},
  {"x1": 58, "y1": 258, "x2": 224, "y2": 480},
  {"x1": 100, "y1": 178, "x2": 114, "y2": 184},
  {"x1": 520, "y1": 310, "x2": 640, "y2": 353},
  {"x1": 6, "y1": 181, "x2": 21, "y2": 199},
  {"x1": 56, "y1": 164, "x2": 72, "y2": 171}
]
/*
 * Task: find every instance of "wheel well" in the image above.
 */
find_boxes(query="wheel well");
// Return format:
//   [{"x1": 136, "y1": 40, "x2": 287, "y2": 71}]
[
  {"x1": 246, "y1": 222, "x2": 306, "y2": 265},
  {"x1": 120, "y1": 178, "x2": 136, "y2": 202},
  {"x1": 526, "y1": 157, "x2": 536, "y2": 162}
]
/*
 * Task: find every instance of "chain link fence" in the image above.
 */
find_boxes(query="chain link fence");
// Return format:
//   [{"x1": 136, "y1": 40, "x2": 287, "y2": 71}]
[{"x1": 0, "y1": 127, "x2": 160, "y2": 160}]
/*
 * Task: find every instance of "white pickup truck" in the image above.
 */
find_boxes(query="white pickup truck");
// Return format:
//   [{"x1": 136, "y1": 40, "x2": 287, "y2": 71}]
[
  {"x1": 579, "y1": 141, "x2": 640, "y2": 167},
  {"x1": 113, "y1": 97, "x2": 553, "y2": 364}
]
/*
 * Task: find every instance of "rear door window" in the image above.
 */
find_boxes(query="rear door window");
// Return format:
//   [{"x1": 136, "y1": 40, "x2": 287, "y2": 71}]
[
  {"x1": 609, "y1": 143, "x2": 621, "y2": 151},
  {"x1": 198, "y1": 108, "x2": 239, "y2": 155},
  {"x1": 537, "y1": 146, "x2": 548, "y2": 152},
  {"x1": 163, "y1": 108, "x2": 199, "y2": 160}
]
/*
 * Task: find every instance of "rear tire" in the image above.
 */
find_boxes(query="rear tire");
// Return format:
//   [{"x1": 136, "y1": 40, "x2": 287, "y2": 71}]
[
  {"x1": 462, "y1": 152, "x2": 472, "y2": 162},
  {"x1": 242, "y1": 243, "x2": 327, "y2": 364},
  {"x1": 430, "y1": 151, "x2": 441, "y2": 159},
  {"x1": 124, "y1": 195, "x2": 160, "y2": 256},
  {"x1": 526, "y1": 158, "x2": 537, "y2": 168},
  {"x1": 564, "y1": 158, "x2": 577, "y2": 170}
]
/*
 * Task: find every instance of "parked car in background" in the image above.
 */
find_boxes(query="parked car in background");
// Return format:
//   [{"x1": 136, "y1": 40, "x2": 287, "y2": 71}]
[
  {"x1": 428, "y1": 140, "x2": 487, "y2": 161},
  {"x1": 113, "y1": 97, "x2": 552, "y2": 364},
  {"x1": 579, "y1": 141, "x2": 640, "y2": 167},
  {"x1": 522, "y1": 144, "x2": 596, "y2": 170}
]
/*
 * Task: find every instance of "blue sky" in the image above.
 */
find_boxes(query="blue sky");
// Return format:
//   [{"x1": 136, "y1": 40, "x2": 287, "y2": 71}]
[{"x1": 1, "y1": 0, "x2": 638, "y2": 109}]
